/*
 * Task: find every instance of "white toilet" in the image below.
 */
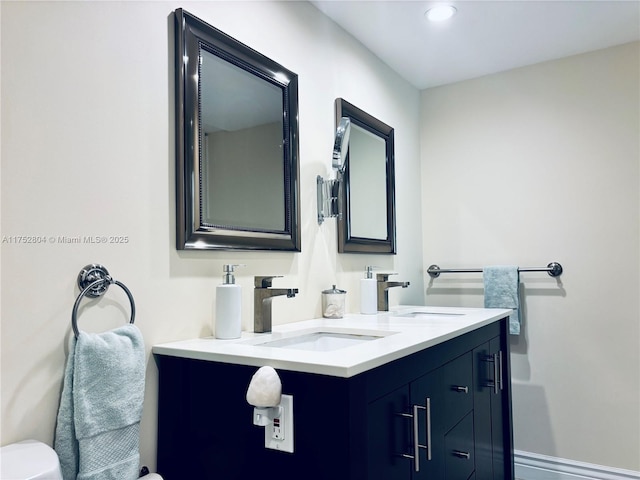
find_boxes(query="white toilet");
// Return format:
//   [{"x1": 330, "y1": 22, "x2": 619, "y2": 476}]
[
  {"x1": 0, "y1": 440, "x2": 162, "y2": 480},
  {"x1": 0, "y1": 440, "x2": 63, "y2": 480}
]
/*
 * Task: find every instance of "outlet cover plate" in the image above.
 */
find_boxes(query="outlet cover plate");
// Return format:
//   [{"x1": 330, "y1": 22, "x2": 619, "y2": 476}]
[{"x1": 265, "y1": 394, "x2": 294, "y2": 453}]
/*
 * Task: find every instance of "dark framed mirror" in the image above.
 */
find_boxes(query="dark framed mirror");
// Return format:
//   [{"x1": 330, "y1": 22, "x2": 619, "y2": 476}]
[
  {"x1": 335, "y1": 98, "x2": 396, "y2": 254},
  {"x1": 175, "y1": 9, "x2": 301, "y2": 251}
]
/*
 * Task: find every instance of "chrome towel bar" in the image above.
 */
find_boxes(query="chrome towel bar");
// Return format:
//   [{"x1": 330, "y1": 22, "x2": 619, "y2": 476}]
[
  {"x1": 427, "y1": 262, "x2": 563, "y2": 278},
  {"x1": 71, "y1": 264, "x2": 136, "y2": 338}
]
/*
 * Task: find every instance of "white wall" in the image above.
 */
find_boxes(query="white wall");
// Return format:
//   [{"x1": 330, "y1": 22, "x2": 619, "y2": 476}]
[
  {"x1": 420, "y1": 42, "x2": 640, "y2": 471},
  {"x1": 0, "y1": 0, "x2": 423, "y2": 470}
]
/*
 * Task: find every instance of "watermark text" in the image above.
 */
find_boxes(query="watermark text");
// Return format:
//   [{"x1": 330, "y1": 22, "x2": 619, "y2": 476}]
[{"x1": 2, "y1": 235, "x2": 130, "y2": 245}]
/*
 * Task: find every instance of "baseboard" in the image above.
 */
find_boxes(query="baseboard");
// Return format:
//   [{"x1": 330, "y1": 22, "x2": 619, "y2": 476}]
[{"x1": 514, "y1": 450, "x2": 640, "y2": 480}]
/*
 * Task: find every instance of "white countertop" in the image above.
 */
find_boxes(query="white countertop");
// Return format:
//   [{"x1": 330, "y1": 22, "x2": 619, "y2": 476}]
[{"x1": 152, "y1": 306, "x2": 511, "y2": 378}]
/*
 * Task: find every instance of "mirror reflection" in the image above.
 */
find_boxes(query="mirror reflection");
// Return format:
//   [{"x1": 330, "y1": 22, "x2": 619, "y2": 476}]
[
  {"x1": 348, "y1": 124, "x2": 387, "y2": 240},
  {"x1": 200, "y1": 50, "x2": 285, "y2": 231},
  {"x1": 175, "y1": 9, "x2": 300, "y2": 251}
]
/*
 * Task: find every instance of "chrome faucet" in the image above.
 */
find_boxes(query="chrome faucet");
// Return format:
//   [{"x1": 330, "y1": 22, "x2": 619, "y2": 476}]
[
  {"x1": 376, "y1": 273, "x2": 410, "y2": 311},
  {"x1": 254, "y1": 276, "x2": 299, "y2": 333}
]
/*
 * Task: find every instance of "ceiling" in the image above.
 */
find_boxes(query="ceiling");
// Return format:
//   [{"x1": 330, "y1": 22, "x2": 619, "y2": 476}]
[{"x1": 310, "y1": 0, "x2": 640, "y2": 90}]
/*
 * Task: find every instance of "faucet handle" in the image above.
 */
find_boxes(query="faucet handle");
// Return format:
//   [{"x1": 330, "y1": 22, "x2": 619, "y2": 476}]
[
  {"x1": 376, "y1": 273, "x2": 397, "y2": 282},
  {"x1": 254, "y1": 275, "x2": 282, "y2": 288}
]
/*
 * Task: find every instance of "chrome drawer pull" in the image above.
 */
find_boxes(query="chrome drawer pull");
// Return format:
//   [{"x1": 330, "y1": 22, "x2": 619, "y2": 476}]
[
  {"x1": 452, "y1": 385, "x2": 469, "y2": 393},
  {"x1": 453, "y1": 450, "x2": 471, "y2": 459}
]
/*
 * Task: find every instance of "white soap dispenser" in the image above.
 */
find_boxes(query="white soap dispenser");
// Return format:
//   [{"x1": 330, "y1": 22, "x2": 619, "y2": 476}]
[
  {"x1": 215, "y1": 264, "x2": 243, "y2": 339},
  {"x1": 360, "y1": 266, "x2": 378, "y2": 314}
]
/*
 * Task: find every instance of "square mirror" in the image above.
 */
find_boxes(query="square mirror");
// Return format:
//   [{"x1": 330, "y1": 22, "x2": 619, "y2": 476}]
[{"x1": 175, "y1": 9, "x2": 301, "y2": 251}]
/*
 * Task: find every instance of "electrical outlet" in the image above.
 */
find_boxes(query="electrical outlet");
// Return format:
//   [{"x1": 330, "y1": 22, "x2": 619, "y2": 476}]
[{"x1": 265, "y1": 394, "x2": 293, "y2": 453}]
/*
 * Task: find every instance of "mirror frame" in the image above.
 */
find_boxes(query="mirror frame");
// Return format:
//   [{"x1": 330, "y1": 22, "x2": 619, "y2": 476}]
[
  {"x1": 335, "y1": 98, "x2": 397, "y2": 254},
  {"x1": 175, "y1": 9, "x2": 301, "y2": 251}
]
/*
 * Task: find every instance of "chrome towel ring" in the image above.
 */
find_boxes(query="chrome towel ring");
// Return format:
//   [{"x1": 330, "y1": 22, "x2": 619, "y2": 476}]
[{"x1": 71, "y1": 264, "x2": 136, "y2": 338}]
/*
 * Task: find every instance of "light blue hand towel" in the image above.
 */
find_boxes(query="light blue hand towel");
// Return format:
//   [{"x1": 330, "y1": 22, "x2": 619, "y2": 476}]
[
  {"x1": 55, "y1": 324, "x2": 145, "y2": 480},
  {"x1": 483, "y1": 265, "x2": 521, "y2": 335}
]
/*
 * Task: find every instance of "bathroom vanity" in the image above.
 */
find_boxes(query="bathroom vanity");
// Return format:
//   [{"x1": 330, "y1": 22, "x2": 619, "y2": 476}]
[{"x1": 153, "y1": 307, "x2": 514, "y2": 480}]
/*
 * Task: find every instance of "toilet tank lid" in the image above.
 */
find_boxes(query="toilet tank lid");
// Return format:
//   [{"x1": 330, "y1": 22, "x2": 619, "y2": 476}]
[{"x1": 0, "y1": 440, "x2": 62, "y2": 480}]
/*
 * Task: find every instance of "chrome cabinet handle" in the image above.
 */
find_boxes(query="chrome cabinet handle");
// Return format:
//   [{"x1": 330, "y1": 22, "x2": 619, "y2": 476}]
[
  {"x1": 451, "y1": 385, "x2": 469, "y2": 393},
  {"x1": 453, "y1": 450, "x2": 471, "y2": 459},
  {"x1": 483, "y1": 351, "x2": 504, "y2": 394},
  {"x1": 493, "y1": 353, "x2": 499, "y2": 394},
  {"x1": 396, "y1": 401, "x2": 429, "y2": 472},
  {"x1": 413, "y1": 404, "x2": 427, "y2": 471},
  {"x1": 396, "y1": 411, "x2": 416, "y2": 465},
  {"x1": 482, "y1": 354, "x2": 498, "y2": 394},
  {"x1": 498, "y1": 350, "x2": 504, "y2": 391},
  {"x1": 425, "y1": 397, "x2": 432, "y2": 461}
]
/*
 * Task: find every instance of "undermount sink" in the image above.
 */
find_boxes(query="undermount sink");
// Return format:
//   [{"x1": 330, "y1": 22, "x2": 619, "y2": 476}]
[
  {"x1": 396, "y1": 311, "x2": 465, "y2": 318},
  {"x1": 248, "y1": 329, "x2": 396, "y2": 352}
]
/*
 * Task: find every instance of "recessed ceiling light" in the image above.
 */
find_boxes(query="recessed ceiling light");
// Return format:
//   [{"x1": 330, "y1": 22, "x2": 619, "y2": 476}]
[{"x1": 425, "y1": 5, "x2": 457, "y2": 22}]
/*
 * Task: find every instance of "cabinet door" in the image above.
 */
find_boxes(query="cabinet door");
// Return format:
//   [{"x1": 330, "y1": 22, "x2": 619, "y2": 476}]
[
  {"x1": 473, "y1": 337, "x2": 510, "y2": 480},
  {"x1": 473, "y1": 340, "x2": 494, "y2": 480},
  {"x1": 367, "y1": 385, "x2": 412, "y2": 480},
  {"x1": 410, "y1": 369, "x2": 444, "y2": 479},
  {"x1": 489, "y1": 336, "x2": 507, "y2": 480}
]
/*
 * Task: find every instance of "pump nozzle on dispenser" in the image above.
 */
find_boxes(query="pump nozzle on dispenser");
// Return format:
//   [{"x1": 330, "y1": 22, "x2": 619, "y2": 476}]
[{"x1": 222, "y1": 264, "x2": 245, "y2": 283}]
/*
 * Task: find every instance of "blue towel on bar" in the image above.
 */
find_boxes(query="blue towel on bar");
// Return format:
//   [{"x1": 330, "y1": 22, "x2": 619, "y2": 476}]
[
  {"x1": 55, "y1": 324, "x2": 145, "y2": 480},
  {"x1": 483, "y1": 265, "x2": 521, "y2": 335}
]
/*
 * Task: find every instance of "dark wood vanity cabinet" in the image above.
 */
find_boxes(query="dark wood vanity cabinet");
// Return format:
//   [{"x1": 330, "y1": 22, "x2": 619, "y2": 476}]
[
  {"x1": 155, "y1": 319, "x2": 514, "y2": 480},
  {"x1": 365, "y1": 326, "x2": 512, "y2": 480}
]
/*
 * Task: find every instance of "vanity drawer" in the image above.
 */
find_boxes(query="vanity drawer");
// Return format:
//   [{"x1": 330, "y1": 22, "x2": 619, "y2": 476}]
[
  {"x1": 445, "y1": 412, "x2": 475, "y2": 480},
  {"x1": 443, "y1": 351, "x2": 473, "y2": 430}
]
